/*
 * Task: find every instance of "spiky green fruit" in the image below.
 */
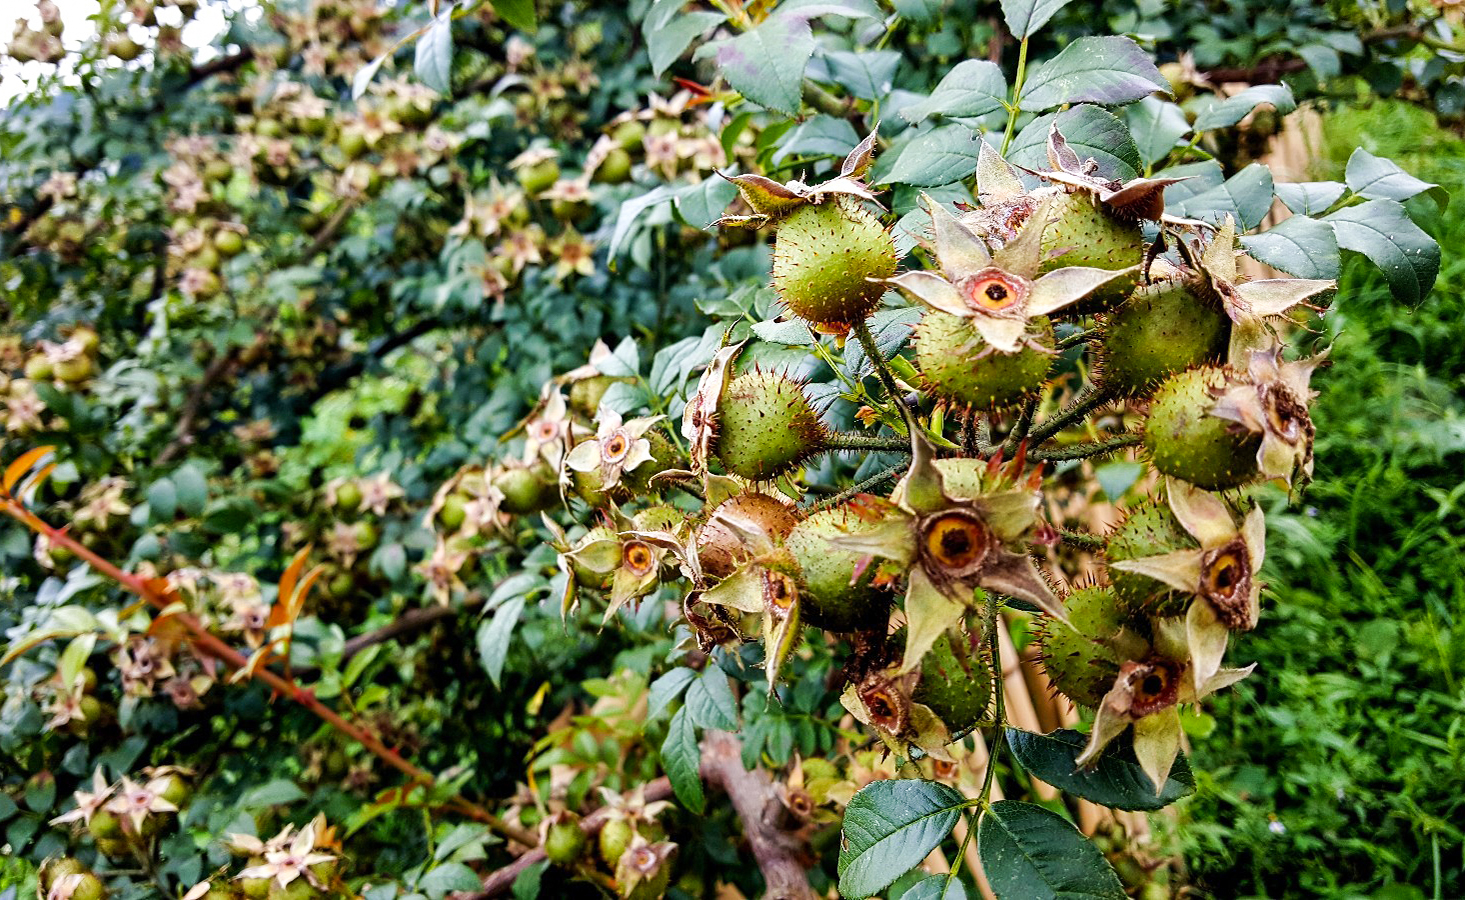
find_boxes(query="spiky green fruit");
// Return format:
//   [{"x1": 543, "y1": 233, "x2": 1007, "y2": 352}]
[
  {"x1": 1104, "y1": 498, "x2": 1197, "y2": 618},
  {"x1": 713, "y1": 371, "x2": 827, "y2": 480},
  {"x1": 915, "y1": 311, "x2": 1054, "y2": 410},
  {"x1": 568, "y1": 374, "x2": 630, "y2": 418},
  {"x1": 1037, "y1": 585, "x2": 1127, "y2": 708},
  {"x1": 1143, "y1": 366, "x2": 1260, "y2": 490},
  {"x1": 771, "y1": 199, "x2": 897, "y2": 328},
  {"x1": 621, "y1": 427, "x2": 680, "y2": 495},
  {"x1": 545, "y1": 818, "x2": 587, "y2": 866},
  {"x1": 598, "y1": 817, "x2": 634, "y2": 868},
  {"x1": 1099, "y1": 279, "x2": 1228, "y2": 396},
  {"x1": 785, "y1": 505, "x2": 890, "y2": 632},
  {"x1": 1039, "y1": 191, "x2": 1143, "y2": 312},
  {"x1": 494, "y1": 464, "x2": 557, "y2": 515},
  {"x1": 911, "y1": 628, "x2": 993, "y2": 733},
  {"x1": 695, "y1": 493, "x2": 802, "y2": 578},
  {"x1": 633, "y1": 504, "x2": 686, "y2": 535}
]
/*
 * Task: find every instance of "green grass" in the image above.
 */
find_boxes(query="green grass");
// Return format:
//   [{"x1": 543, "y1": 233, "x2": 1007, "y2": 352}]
[{"x1": 1170, "y1": 101, "x2": 1465, "y2": 900}]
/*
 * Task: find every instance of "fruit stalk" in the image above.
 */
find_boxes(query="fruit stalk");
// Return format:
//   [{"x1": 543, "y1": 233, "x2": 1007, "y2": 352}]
[
  {"x1": 825, "y1": 432, "x2": 911, "y2": 452},
  {"x1": 1026, "y1": 386, "x2": 1116, "y2": 445},
  {"x1": 1031, "y1": 432, "x2": 1143, "y2": 461},
  {"x1": 852, "y1": 319, "x2": 907, "y2": 413}
]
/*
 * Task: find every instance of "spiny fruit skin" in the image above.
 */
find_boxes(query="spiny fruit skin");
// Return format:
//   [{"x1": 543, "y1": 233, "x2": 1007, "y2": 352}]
[
  {"x1": 1105, "y1": 498, "x2": 1198, "y2": 618},
  {"x1": 598, "y1": 817, "x2": 634, "y2": 868},
  {"x1": 1039, "y1": 191, "x2": 1143, "y2": 312},
  {"x1": 1098, "y1": 278, "x2": 1229, "y2": 396},
  {"x1": 1144, "y1": 366, "x2": 1261, "y2": 490},
  {"x1": 695, "y1": 493, "x2": 802, "y2": 579},
  {"x1": 912, "y1": 628, "x2": 993, "y2": 733},
  {"x1": 1038, "y1": 585, "x2": 1126, "y2": 708},
  {"x1": 915, "y1": 311, "x2": 1054, "y2": 410},
  {"x1": 713, "y1": 371, "x2": 827, "y2": 480},
  {"x1": 493, "y1": 464, "x2": 557, "y2": 515},
  {"x1": 621, "y1": 427, "x2": 679, "y2": 495},
  {"x1": 545, "y1": 819, "x2": 588, "y2": 866},
  {"x1": 785, "y1": 505, "x2": 891, "y2": 632},
  {"x1": 568, "y1": 374, "x2": 630, "y2": 418},
  {"x1": 771, "y1": 199, "x2": 897, "y2": 327},
  {"x1": 634, "y1": 504, "x2": 687, "y2": 536}
]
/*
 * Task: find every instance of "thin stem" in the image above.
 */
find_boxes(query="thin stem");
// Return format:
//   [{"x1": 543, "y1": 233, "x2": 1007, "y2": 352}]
[
  {"x1": 1002, "y1": 396, "x2": 1039, "y2": 455},
  {"x1": 0, "y1": 496, "x2": 539, "y2": 849},
  {"x1": 826, "y1": 432, "x2": 911, "y2": 452},
  {"x1": 1055, "y1": 328, "x2": 1098, "y2": 351},
  {"x1": 808, "y1": 461, "x2": 907, "y2": 512},
  {"x1": 978, "y1": 597, "x2": 1006, "y2": 807},
  {"x1": 803, "y1": 79, "x2": 849, "y2": 118},
  {"x1": 946, "y1": 811, "x2": 978, "y2": 891},
  {"x1": 852, "y1": 319, "x2": 907, "y2": 416},
  {"x1": 1058, "y1": 529, "x2": 1106, "y2": 552},
  {"x1": 1031, "y1": 432, "x2": 1142, "y2": 462},
  {"x1": 999, "y1": 37, "x2": 1029, "y2": 156},
  {"x1": 1026, "y1": 387, "x2": 1114, "y2": 446}
]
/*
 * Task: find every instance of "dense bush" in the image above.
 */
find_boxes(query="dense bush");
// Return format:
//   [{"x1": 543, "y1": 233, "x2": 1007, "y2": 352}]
[{"x1": 0, "y1": 0, "x2": 1453, "y2": 898}]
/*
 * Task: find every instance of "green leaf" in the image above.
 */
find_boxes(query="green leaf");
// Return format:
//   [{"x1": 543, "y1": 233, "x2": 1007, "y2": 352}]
[
  {"x1": 147, "y1": 478, "x2": 177, "y2": 522},
  {"x1": 1018, "y1": 36, "x2": 1169, "y2": 113},
  {"x1": 661, "y1": 706, "x2": 706, "y2": 814},
  {"x1": 1344, "y1": 148, "x2": 1448, "y2": 209},
  {"x1": 685, "y1": 666, "x2": 738, "y2": 730},
  {"x1": 646, "y1": 8, "x2": 725, "y2": 77},
  {"x1": 1274, "y1": 182, "x2": 1346, "y2": 215},
  {"x1": 1325, "y1": 199, "x2": 1441, "y2": 305},
  {"x1": 414, "y1": 13, "x2": 454, "y2": 96},
  {"x1": 901, "y1": 874, "x2": 969, "y2": 900},
  {"x1": 1005, "y1": 728, "x2": 1196, "y2": 811},
  {"x1": 837, "y1": 779, "x2": 968, "y2": 899},
  {"x1": 891, "y1": 0, "x2": 943, "y2": 22},
  {"x1": 489, "y1": 0, "x2": 536, "y2": 31},
  {"x1": 476, "y1": 595, "x2": 525, "y2": 689},
  {"x1": 673, "y1": 175, "x2": 740, "y2": 229},
  {"x1": 901, "y1": 60, "x2": 1007, "y2": 124},
  {"x1": 607, "y1": 184, "x2": 677, "y2": 259},
  {"x1": 647, "y1": 667, "x2": 698, "y2": 721},
  {"x1": 977, "y1": 801, "x2": 1126, "y2": 900},
  {"x1": 708, "y1": 14, "x2": 815, "y2": 115},
  {"x1": 820, "y1": 50, "x2": 901, "y2": 101},
  {"x1": 1125, "y1": 97, "x2": 1189, "y2": 167},
  {"x1": 1169, "y1": 162, "x2": 1274, "y2": 230},
  {"x1": 1008, "y1": 105, "x2": 1140, "y2": 182},
  {"x1": 23, "y1": 776, "x2": 55, "y2": 814},
  {"x1": 240, "y1": 779, "x2": 307, "y2": 809},
  {"x1": 352, "y1": 54, "x2": 387, "y2": 101},
  {"x1": 772, "y1": 115, "x2": 860, "y2": 164},
  {"x1": 1241, "y1": 216, "x2": 1340, "y2": 280},
  {"x1": 1000, "y1": 0, "x2": 1073, "y2": 38},
  {"x1": 173, "y1": 464, "x2": 207, "y2": 517},
  {"x1": 1192, "y1": 84, "x2": 1296, "y2": 132},
  {"x1": 511, "y1": 859, "x2": 549, "y2": 900},
  {"x1": 419, "y1": 861, "x2": 485, "y2": 897},
  {"x1": 879, "y1": 125, "x2": 983, "y2": 187}
]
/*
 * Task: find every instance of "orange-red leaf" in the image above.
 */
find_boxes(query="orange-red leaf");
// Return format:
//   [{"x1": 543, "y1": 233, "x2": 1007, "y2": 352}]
[
  {"x1": 4, "y1": 446, "x2": 56, "y2": 495},
  {"x1": 277, "y1": 544, "x2": 312, "y2": 616}
]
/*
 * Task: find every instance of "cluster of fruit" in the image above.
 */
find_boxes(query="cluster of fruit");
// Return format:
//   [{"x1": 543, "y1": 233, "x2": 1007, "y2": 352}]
[{"x1": 543, "y1": 130, "x2": 1330, "y2": 791}]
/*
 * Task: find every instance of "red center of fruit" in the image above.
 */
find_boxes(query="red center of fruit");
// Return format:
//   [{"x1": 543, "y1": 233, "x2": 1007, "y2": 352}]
[
  {"x1": 762, "y1": 570, "x2": 798, "y2": 616},
  {"x1": 1201, "y1": 538, "x2": 1254, "y2": 630},
  {"x1": 623, "y1": 541, "x2": 656, "y2": 577},
  {"x1": 1260, "y1": 383, "x2": 1308, "y2": 443},
  {"x1": 1125, "y1": 657, "x2": 1182, "y2": 717},
  {"x1": 960, "y1": 268, "x2": 1027, "y2": 314},
  {"x1": 601, "y1": 430, "x2": 631, "y2": 463},
  {"x1": 859, "y1": 675, "x2": 907, "y2": 735},
  {"x1": 921, "y1": 511, "x2": 992, "y2": 577}
]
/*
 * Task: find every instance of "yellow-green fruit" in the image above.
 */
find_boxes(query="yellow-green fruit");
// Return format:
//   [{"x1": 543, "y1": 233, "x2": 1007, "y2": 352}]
[
  {"x1": 240, "y1": 858, "x2": 271, "y2": 898},
  {"x1": 594, "y1": 147, "x2": 632, "y2": 184},
  {"x1": 438, "y1": 493, "x2": 468, "y2": 530},
  {"x1": 87, "y1": 809, "x2": 123, "y2": 841},
  {"x1": 1143, "y1": 366, "x2": 1260, "y2": 490},
  {"x1": 65, "y1": 694, "x2": 102, "y2": 736},
  {"x1": 41, "y1": 857, "x2": 86, "y2": 890},
  {"x1": 771, "y1": 199, "x2": 897, "y2": 327},
  {"x1": 493, "y1": 464, "x2": 556, "y2": 515},
  {"x1": 1099, "y1": 279, "x2": 1228, "y2": 396},
  {"x1": 107, "y1": 34, "x2": 142, "y2": 61},
  {"x1": 55, "y1": 355, "x2": 94, "y2": 383},
  {"x1": 915, "y1": 311, "x2": 1054, "y2": 410},
  {"x1": 713, "y1": 372, "x2": 827, "y2": 480},
  {"x1": 695, "y1": 492, "x2": 802, "y2": 579},
  {"x1": 1038, "y1": 191, "x2": 1143, "y2": 312},
  {"x1": 214, "y1": 230, "x2": 245, "y2": 257},
  {"x1": 95, "y1": 836, "x2": 130, "y2": 859},
  {"x1": 205, "y1": 159, "x2": 234, "y2": 183},
  {"x1": 269, "y1": 880, "x2": 316, "y2": 899},
  {"x1": 24, "y1": 354, "x2": 54, "y2": 380},
  {"x1": 153, "y1": 773, "x2": 191, "y2": 807},
  {"x1": 620, "y1": 428, "x2": 680, "y2": 495},
  {"x1": 785, "y1": 505, "x2": 891, "y2": 632},
  {"x1": 545, "y1": 818, "x2": 587, "y2": 865},
  {"x1": 517, "y1": 161, "x2": 560, "y2": 195},
  {"x1": 1037, "y1": 585, "x2": 1126, "y2": 707},
  {"x1": 633, "y1": 504, "x2": 687, "y2": 535},
  {"x1": 334, "y1": 482, "x2": 362, "y2": 513},
  {"x1": 338, "y1": 129, "x2": 367, "y2": 159},
  {"x1": 569, "y1": 464, "x2": 626, "y2": 509},
  {"x1": 79, "y1": 665, "x2": 98, "y2": 693},
  {"x1": 598, "y1": 816, "x2": 634, "y2": 868},
  {"x1": 71, "y1": 874, "x2": 107, "y2": 900},
  {"x1": 568, "y1": 374, "x2": 629, "y2": 418},
  {"x1": 912, "y1": 627, "x2": 993, "y2": 732},
  {"x1": 612, "y1": 120, "x2": 646, "y2": 151},
  {"x1": 71, "y1": 326, "x2": 100, "y2": 354},
  {"x1": 1104, "y1": 498, "x2": 1197, "y2": 617},
  {"x1": 353, "y1": 521, "x2": 379, "y2": 550},
  {"x1": 570, "y1": 526, "x2": 618, "y2": 587}
]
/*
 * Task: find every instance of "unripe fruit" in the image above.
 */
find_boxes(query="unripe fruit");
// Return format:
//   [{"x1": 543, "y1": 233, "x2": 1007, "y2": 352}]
[
  {"x1": 55, "y1": 355, "x2": 94, "y2": 384},
  {"x1": 493, "y1": 464, "x2": 556, "y2": 515},
  {"x1": 353, "y1": 521, "x2": 379, "y2": 550},
  {"x1": 338, "y1": 129, "x2": 367, "y2": 160},
  {"x1": 88, "y1": 809, "x2": 123, "y2": 841},
  {"x1": 240, "y1": 858, "x2": 271, "y2": 898},
  {"x1": 785, "y1": 505, "x2": 891, "y2": 632},
  {"x1": 595, "y1": 147, "x2": 632, "y2": 184},
  {"x1": 204, "y1": 159, "x2": 234, "y2": 183},
  {"x1": 713, "y1": 371, "x2": 826, "y2": 480},
  {"x1": 612, "y1": 120, "x2": 646, "y2": 151},
  {"x1": 620, "y1": 428, "x2": 680, "y2": 495},
  {"x1": 438, "y1": 493, "x2": 468, "y2": 530},
  {"x1": 94, "y1": 836, "x2": 130, "y2": 859},
  {"x1": 696, "y1": 493, "x2": 802, "y2": 578},
  {"x1": 24, "y1": 354, "x2": 54, "y2": 381},
  {"x1": 569, "y1": 525, "x2": 618, "y2": 587},
  {"x1": 771, "y1": 199, "x2": 897, "y2": 328},
  {"x1": 107, "y1": 34, "x2": 142, "y2": 60},
  {"x1": 214, "y1": 230, "x2": 244, "y2": 257},
  {"x1": 915, "y1": 311, "x2": 1054, "y2": 410},
  {"x1": 334, "y1": 482, "x2": 362, "y2": 513},
  {"x1": 1143, "y1": 367, "x2": 1260, "y2": 490},
  {"x1": 568, "y1": 374, "x2": 629, "y2": 418},
  {"x1": 1038, "y1": 191, "x2": 1143, "y2": 312},
  {"x1": 545, "y1": 818, "x2": 587, "y2": 865},
  {"x1": 1098, "y1": 279, "x2": 1228, "y2": 396},
  {"x1": 153, "y1": 773, "x2": 190, "y2": 807},
  {"x1": 598, "y1": 816, "x2": 634, "y2": 868},
  {"x1": 70, "y1": 873, "x2": 106, "y2": 900},
  {"x1": 517, "y1": 161, "x2": 560, "y2": 195},
  {"x1": 1104, "y1": 499, "x2": 1197, "y2": 617},
  {"x1": 41, "y1": 857, "x2": 86, "y2": 889},
  {"x1": 66, "y1": 694, "x2": 102, "y2": 737},
  {"x1": 1037, "y1": 585, "x2": 1126, "y2": 707},
  {"x1": 647, "y1": 118, "x2": 679, "y2": 139},
  {"x1": 79, "y1": 665, "x2": 98, "y2": 693},
  {"x1": 911, "y1": 627, "x2": 992, "y2": 732}
]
